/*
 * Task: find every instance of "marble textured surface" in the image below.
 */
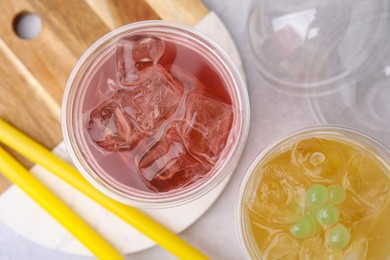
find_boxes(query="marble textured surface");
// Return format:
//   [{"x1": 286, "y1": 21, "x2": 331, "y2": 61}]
[{"x1": 0, "y1": 0, "x2": 318, "y2": 259}]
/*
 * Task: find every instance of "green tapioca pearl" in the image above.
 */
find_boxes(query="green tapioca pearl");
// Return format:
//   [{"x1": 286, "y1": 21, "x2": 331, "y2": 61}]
[
  {"x1": 290, "y1": 217, "x2": 314, "y2": 239},
  {"x1": 328, "y1": 185, "x2": 346, "y2": 205},
  {"x1": 306, "y1": 184, "x2": 328, "y2": 208},
  {"x1": 317, "y1": 204, "x2": 339, "y2": 226},
  {"x1": 325, "y1": 224, "x2": 350, "y2": 250}
]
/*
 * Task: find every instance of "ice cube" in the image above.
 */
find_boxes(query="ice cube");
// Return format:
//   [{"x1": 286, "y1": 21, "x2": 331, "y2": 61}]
[
  {"x1": 138, "y1": 126, "x2": 212, "y2": 192},
  {"x1": 89, "y1": 65, "x2": 184, "y2": 152},
  {"x1": 247, "y1": 164, "x2": 308, "y2": 226},
  {"x1": 300, "y1": 236, "x2": 327, "y2": 259},
  {"x1": 135, "y1": 84, "x2": 233, "y2": 192},
  {"x1": 116, "y1": 35, "x2": 165, "y2": 85},
  {"x1": 263, "y1": 232, "x2": 300, "y2": 259},
  {"x1": 168, "y1": 65, "x2": 205, "y2": 93},
  {"x1": 96, "y1": 78, "x2": 120, "y2": 99},
  {"x1": 115, "y1": 65, "x2": 183, "y2": 134},
  {"x1": 291, "y1": 138, "x2": 344, "y2": 184},
  {"x1": 342, "y1": 152, "x2": 390, "y2": 214},
  {"x1": 88, "y1": 99, "x2": 142, "y2": 151},
  {"x1": 181, "y1": 92, "x2": 233, "y2": 162},
  {"x1": 309, "y1": 152, "x2": 326, "y2": 166},
  {"x1": 343, "y1": 235, "x2": 368, "y2": 259}
]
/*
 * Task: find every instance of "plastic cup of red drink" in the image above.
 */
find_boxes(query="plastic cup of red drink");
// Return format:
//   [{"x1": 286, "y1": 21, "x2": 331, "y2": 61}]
[{"x1": 62, "y1": 21, "x2": 249, "y2": 208}]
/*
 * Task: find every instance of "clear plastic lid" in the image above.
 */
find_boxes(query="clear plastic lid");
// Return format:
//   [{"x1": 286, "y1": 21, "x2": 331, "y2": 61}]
[
  {"x1": 248, "y1": 0, "x2": 390, "y2": 146},
  {"x1": 309, "y1": 46, "x2": 390, "y2": 147},
  {"x1": 248, "y1": 0, "x2": 390, "y2": 94}
]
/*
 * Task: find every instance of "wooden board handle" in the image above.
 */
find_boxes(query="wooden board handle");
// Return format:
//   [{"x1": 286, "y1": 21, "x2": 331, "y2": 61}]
[{"x1": 145, "y1": 0, "x2": 209, "y2": 26}]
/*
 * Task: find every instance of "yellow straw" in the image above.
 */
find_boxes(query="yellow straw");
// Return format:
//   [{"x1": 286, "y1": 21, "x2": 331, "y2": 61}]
[
  {"x1": 0, "y1": 146, "x2": 124, "y2": 260},
  {"x1": 0, "y1": 119, "x2": 209, "y2": 260}
]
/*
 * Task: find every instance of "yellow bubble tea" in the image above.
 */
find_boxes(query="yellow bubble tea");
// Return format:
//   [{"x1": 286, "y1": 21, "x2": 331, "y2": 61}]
[{"x1": 241, "y1": 135, "x2": 390, "y2": 259}]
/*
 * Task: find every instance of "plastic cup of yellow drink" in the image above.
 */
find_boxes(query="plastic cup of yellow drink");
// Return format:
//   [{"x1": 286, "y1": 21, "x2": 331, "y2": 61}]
[{"x1": 237, "y1": 126, "x2": 390, "y2": 259}]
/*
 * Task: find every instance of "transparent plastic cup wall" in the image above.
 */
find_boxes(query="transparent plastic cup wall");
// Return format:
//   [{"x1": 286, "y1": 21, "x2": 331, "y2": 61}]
[
  {"x1": 236, "y1": 126, "x2": 390, "y2": 258},
  {"x1": 62, "y1": 21, "x2": 250, "y2": 208}
]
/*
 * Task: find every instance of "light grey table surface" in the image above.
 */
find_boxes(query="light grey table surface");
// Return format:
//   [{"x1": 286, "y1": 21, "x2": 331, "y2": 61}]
[{"x1": 0, "y1": 0, "x2": 318, "y2": 259}]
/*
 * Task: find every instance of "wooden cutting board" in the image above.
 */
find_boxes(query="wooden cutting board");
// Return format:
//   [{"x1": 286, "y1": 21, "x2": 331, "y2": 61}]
[{"x1": 0, "y1": 0, "x2": 209, "y2": 194}]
